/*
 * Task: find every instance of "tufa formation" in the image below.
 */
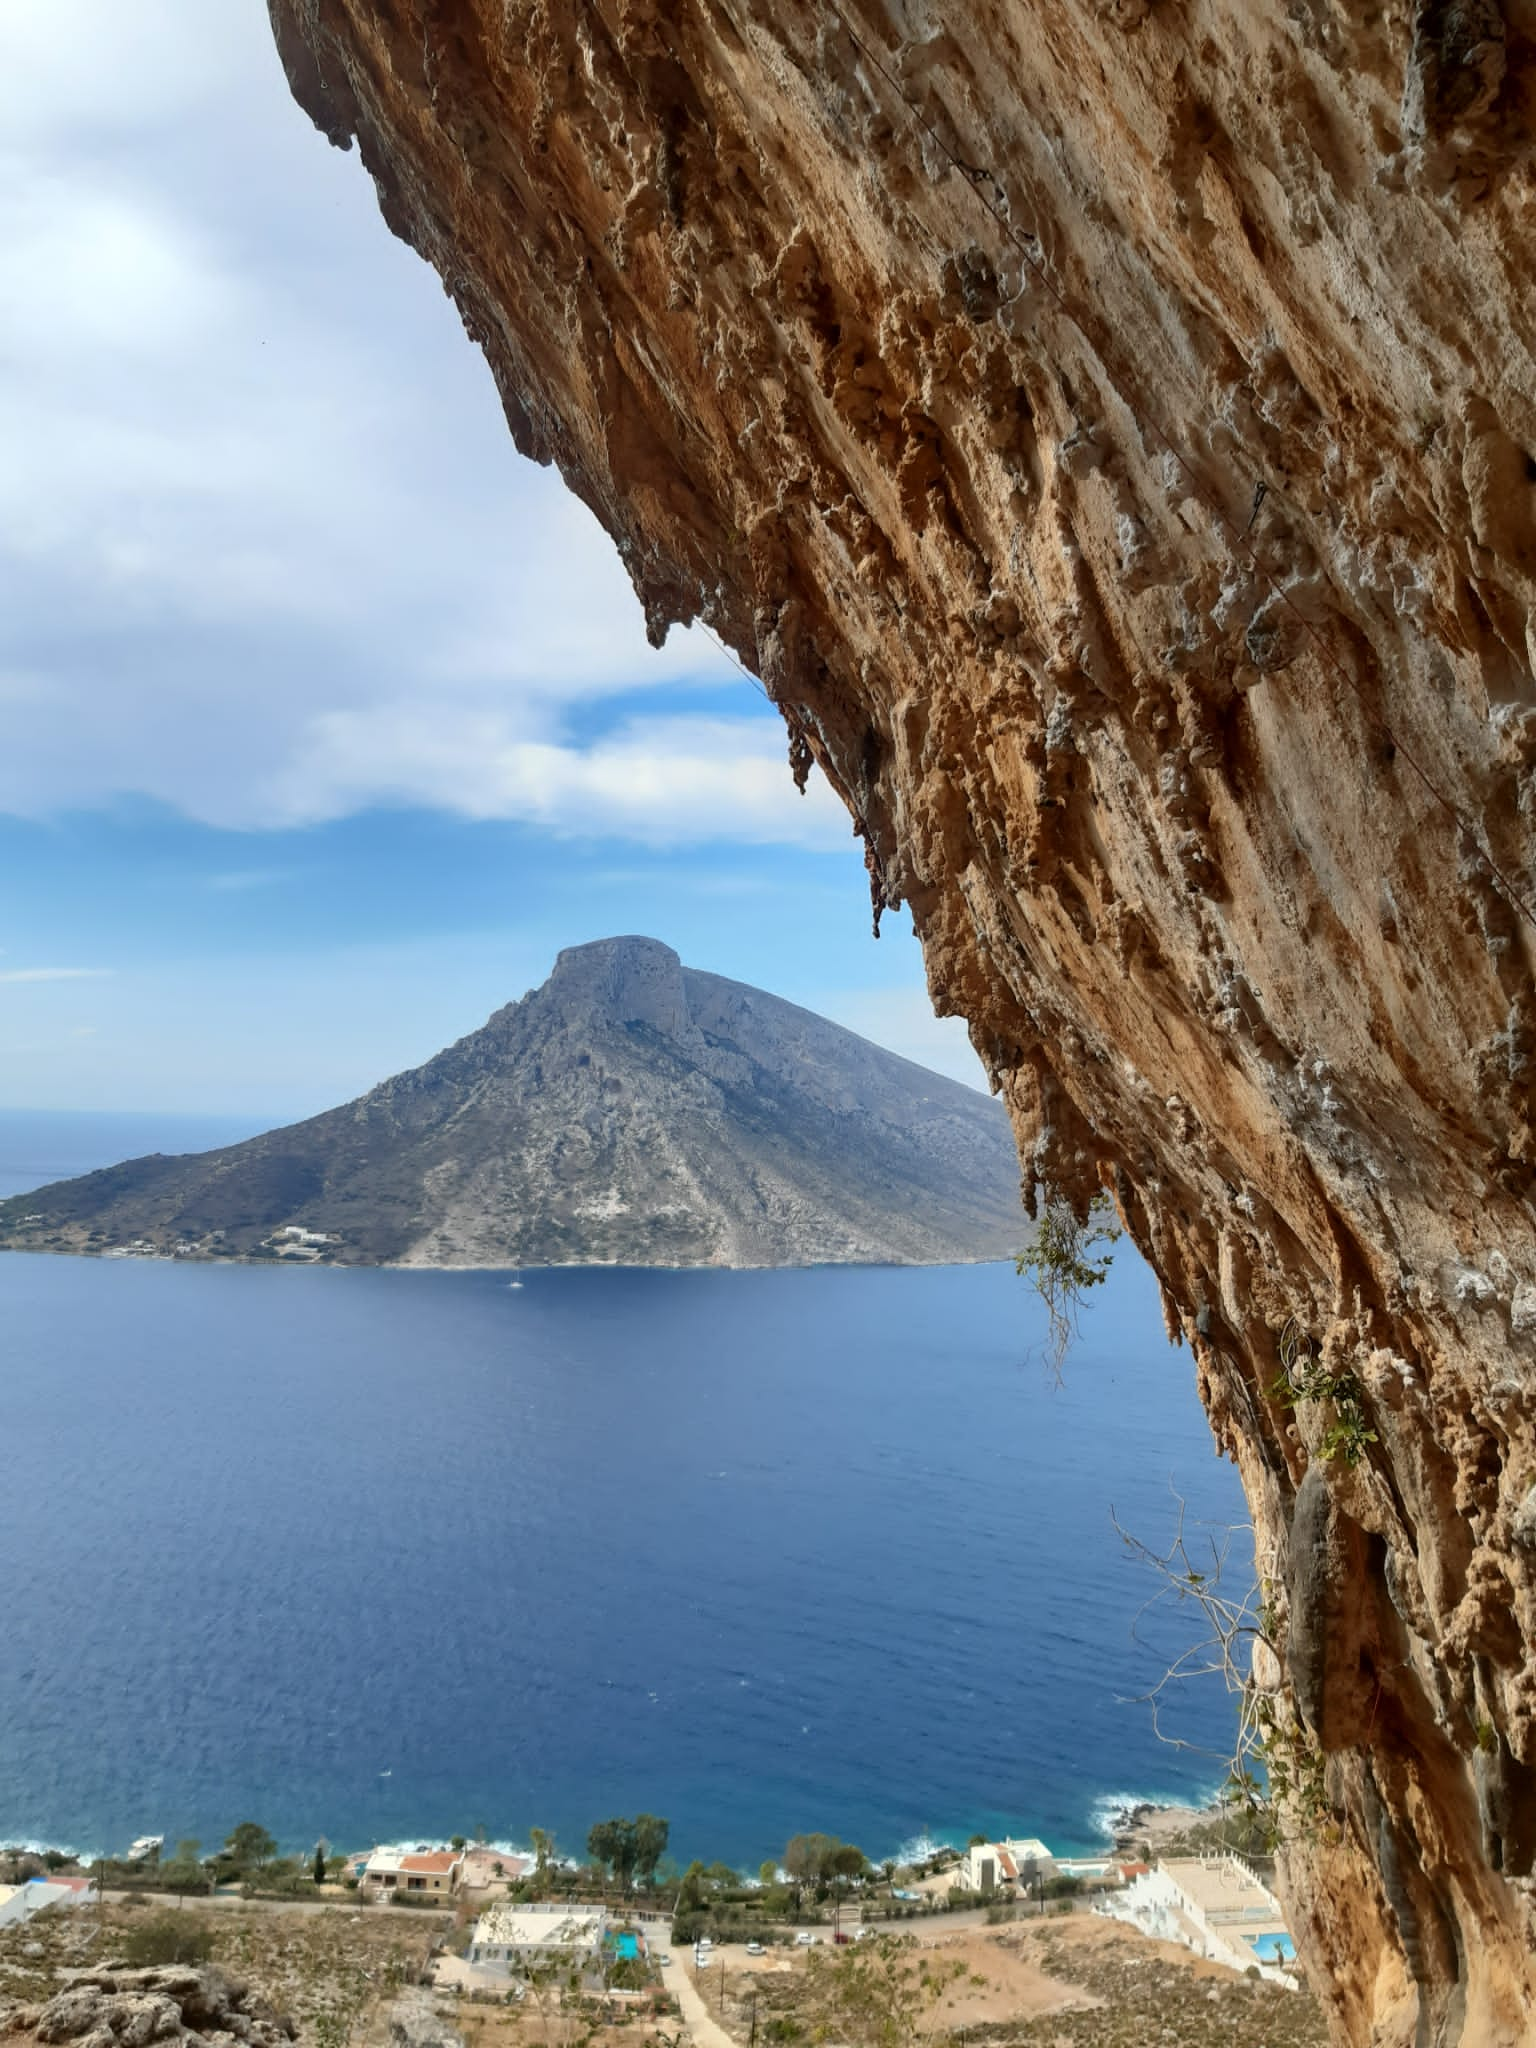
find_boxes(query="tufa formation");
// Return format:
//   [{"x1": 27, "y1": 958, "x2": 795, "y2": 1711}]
[
  {"x1": 0, "y1": 937, "x2": 1022, "y2": 1268},
  {"x1": 266, "y1": 3, "x2": 1536, "y2": 2041}
]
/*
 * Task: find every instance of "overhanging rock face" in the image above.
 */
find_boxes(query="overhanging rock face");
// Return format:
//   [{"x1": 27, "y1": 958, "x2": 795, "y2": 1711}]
[{"x1": 267, "y1": 3, "x2": 1536, "y2": 2036}]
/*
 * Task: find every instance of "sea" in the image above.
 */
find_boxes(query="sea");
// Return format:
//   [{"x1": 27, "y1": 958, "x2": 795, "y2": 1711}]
[{"x1": 1, "y1": 1110, "x2": 1248, "y2": 1869}]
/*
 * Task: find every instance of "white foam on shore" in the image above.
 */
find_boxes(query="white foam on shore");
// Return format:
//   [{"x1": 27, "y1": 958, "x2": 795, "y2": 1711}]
[
  {"x1": 1086, "y1": 1787, "x2": 1223, "y2": 1844},
  {"x1": 892, "y1": 1830, "x2": 957, "y2": 1865}
]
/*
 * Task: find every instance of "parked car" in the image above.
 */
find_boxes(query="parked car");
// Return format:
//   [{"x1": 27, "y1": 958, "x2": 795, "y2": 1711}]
[
  {"x1": 794, "y1": 1932, "x2": 818, "y2": 1946},
  {"x1": 745, "y1": 1942, "x2": 765, "y2": 1957}
]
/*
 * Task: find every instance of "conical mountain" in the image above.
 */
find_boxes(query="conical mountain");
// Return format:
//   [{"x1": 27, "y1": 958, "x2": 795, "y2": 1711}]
[{"x1": 0, "y1": 937, "x2": 1025, "y2": 1268}]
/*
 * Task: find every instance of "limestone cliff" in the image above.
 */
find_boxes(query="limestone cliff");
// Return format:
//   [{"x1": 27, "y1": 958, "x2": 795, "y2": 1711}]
[{"x1": 266, "y1": 3, "x2": 1536, "y2": 2039}]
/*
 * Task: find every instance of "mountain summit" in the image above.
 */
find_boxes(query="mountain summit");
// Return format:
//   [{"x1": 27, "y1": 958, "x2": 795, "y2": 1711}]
[{"x1": 0, "y1": 938, "x2": 1024, "y2": 1268}]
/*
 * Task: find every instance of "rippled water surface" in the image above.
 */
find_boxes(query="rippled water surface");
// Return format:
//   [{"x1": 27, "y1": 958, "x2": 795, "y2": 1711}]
[{"x1": 2, "y1": 1114, "x2": 1246, "y2": 1864}]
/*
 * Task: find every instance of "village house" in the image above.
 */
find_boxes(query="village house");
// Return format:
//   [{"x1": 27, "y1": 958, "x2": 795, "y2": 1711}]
[
  {"x1": 360, "y1": 1847, "x2": 463, "y2": 1899},
  {"x1": 959, "y1": 1837, "x2": 1054, "y2": 1893},
  {"x1": 467, "y1": 1901, "x2": 607, "y2": 1978},
  {"x1": 0, "y1": 1876, "x2": 96, "y2": 1928}
]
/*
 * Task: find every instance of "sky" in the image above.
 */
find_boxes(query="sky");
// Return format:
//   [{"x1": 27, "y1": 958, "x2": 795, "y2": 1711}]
[{"x1": 0, "y1": 1, "x2": 986, "y2": 1118}]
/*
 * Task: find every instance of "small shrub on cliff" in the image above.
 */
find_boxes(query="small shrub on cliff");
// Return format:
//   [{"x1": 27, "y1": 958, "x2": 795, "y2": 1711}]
[
  {"x1": 122, "y1": 1915, "x2": 215, "y2": 1967},
  {"x1": 1269, "y1": 1320, "x2": 1377, "y2": 1466},
  {"x1": 1016, "y1": 1190, "x2": 1120, "y2": 1376}
]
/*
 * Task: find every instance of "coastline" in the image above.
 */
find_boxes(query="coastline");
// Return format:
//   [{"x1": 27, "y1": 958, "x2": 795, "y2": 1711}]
[
  {"x1": 0, "y1": 1244, "x2": 1012, "y2": 1273},
  {"x1": 4, "y1": 1795, "x2": 1225, "y2": 1877}
]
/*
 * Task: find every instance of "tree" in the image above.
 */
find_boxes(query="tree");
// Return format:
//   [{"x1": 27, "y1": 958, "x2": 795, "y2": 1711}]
[
  {"x1": 224, "y1": 1822, "x2": 277, "y2": 1870},
  {"x1": 529, "y1": 1826, "x2": 553, "y2": 1877},
  {"x1": 671, "y1": 1860, "x2": 709, "y2": 1942},
  {"x1": 802, "y1": 1935, "x2": 969, "y2": 2048},
  {"x1": 164, "y1": 1841, "x2": 204, "y2": 1900},
  {"x1": 784, "y1": 1834, "x2": 835, "y2": 1885},
  {"x1": 632, "y1": 1814, "x2": 669, "y2": 1888},
  {"x1": 588, "y1": 1817, "x2": 647, "y2": 1888},
  {"x1": 785, "y1": 1834, "x2": 863, "y2": 1893},
  {"x1": 759, "y1": 1860, "x2": 779, "y2": 1888},
  {"x1": 451, "y1": 1835, "x2": 467, "y2": 1852},
  {"x1": 587, "y1": 1819, "x2": 628, "y2": 1886},
  {"x1": 313, "y1": 1843, "x2": 327, "y2": 1888}
]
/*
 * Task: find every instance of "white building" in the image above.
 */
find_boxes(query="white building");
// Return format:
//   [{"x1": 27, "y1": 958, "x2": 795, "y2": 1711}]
[
  {"x1": 960, "y1": 1837, "x2": 1054, "y2": 1892},
  {"x1": 468, "y1": 1901, "x2": 607, "y2": 1977},
  {"x1": 0, "y1": 1876, "x2": 97, "y2": 1927},
  {"x1": 1098, "y1": 1854, "x2": 1299, "y2": 1987}
]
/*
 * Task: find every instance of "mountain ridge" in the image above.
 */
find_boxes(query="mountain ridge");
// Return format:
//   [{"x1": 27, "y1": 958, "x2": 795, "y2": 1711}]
[{"x1": 0, "y1": 937, "x2": 1024, "y2": 1269}]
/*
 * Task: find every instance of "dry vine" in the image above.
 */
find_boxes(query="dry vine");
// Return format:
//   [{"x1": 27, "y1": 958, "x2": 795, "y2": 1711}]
[{"x1": 1113, "y1": 1489, "x2": 1326, "y2": 1849}]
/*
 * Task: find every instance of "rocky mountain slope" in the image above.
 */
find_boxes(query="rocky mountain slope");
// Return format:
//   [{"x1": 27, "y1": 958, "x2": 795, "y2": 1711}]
[
  {"x1": 266, "y1": 3, "x2": 1536, "y2": 2039},
  {"x1": 0, "y1": 937, "x2": 1022, "y2": 1268}
]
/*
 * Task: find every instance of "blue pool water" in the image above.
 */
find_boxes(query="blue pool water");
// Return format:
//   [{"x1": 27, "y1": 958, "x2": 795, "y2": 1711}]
[
  {"x1": 0, "y1": 1114, "x2": 1249, "y2": 1868},
  {"x1": 1249, "y1": 1933, "x2": 1296, "y2": 1963},
  {"x1": 608, "y1": 1934, "x2": 641, "y2": 1959}
]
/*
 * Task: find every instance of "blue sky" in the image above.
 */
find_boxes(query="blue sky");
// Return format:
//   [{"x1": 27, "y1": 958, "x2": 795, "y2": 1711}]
[{"x1": 0, "y1": 2, "x2": 981, "y2": 1118}]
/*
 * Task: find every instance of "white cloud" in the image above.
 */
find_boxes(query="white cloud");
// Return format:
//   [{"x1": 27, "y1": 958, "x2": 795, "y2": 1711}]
[
  {"x1": 267, "y1": 711, "x2": 851, "y2": 848},
  {"x1": 0, "y1": 968, "x2": 113, "y2": 984},
  {"x1": 0, "y1": 1, "x2": 809, "y2": 848}
]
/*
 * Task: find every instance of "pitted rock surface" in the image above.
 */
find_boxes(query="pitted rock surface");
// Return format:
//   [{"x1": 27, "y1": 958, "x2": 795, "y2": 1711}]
[
  {"x1": 264, "y1": 3, "x2": 1536, "y2": 2040},
  {"x1": 15, "y1": 1970, "x2": 293, "y2": 2048}
]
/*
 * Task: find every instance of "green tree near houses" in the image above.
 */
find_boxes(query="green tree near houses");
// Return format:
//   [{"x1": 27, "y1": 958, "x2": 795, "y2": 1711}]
[
  {"x1": 587, "y1": 1818, "x2": 638, "y2": 1888},
  {"x1": 224, "y1": 1822, "x2": 277, "y2": 1872},
  {"x1": 633, "y1": 1814, "x2": 670, "y2": 1887}
]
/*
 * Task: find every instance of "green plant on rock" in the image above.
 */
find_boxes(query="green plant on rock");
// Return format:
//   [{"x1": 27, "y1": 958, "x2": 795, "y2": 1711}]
[
  {"x1": 1269, "y1": 1320, "x2": 1378, "y2": 1466},
  {"x1": 1240, "y1": 1694, "x2": 1330, "y2": 1846},
  {"x1": 1016, "y1": 1189, "x2": 1120, "y2": 1377}
]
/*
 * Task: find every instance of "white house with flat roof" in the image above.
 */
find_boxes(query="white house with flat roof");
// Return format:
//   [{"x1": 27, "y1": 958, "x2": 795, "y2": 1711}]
[
  {"x1": 0, "y1": 1876, "x2": 96, "y2": 1928},
  {"x1": 1098, "y1": 1854, "x2": 1298, "y2": 1987},
  {"x1": 960, "y1": 1837, "x2": 1054, "y2": 1892},
  {"x1": 468, "y1": 1901, "x2": 607, "y2": 1978}
]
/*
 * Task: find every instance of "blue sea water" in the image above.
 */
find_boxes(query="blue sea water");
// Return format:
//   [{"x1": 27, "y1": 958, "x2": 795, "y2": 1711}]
[{"x1": 0, "y1": 1112, "x2": 1248, "y2": 1868}]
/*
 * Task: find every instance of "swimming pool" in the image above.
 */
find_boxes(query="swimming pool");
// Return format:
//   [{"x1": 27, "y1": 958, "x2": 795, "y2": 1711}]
[
  {"x1": 607, "y1": 1933, "x2": 642, "y2": 1960},
  {"x1": 1248, "y1": 1933, "x2": 1295, "y2": 1964}
]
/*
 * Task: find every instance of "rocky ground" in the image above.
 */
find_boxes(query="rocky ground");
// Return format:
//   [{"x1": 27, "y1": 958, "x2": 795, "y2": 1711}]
[
  {"x1": 0, "y1": 1905, "x2": 440, "y2": 2048},
  {"x1": 704, "y1": 1917, "x2": 1326, "y2": 2048}
]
